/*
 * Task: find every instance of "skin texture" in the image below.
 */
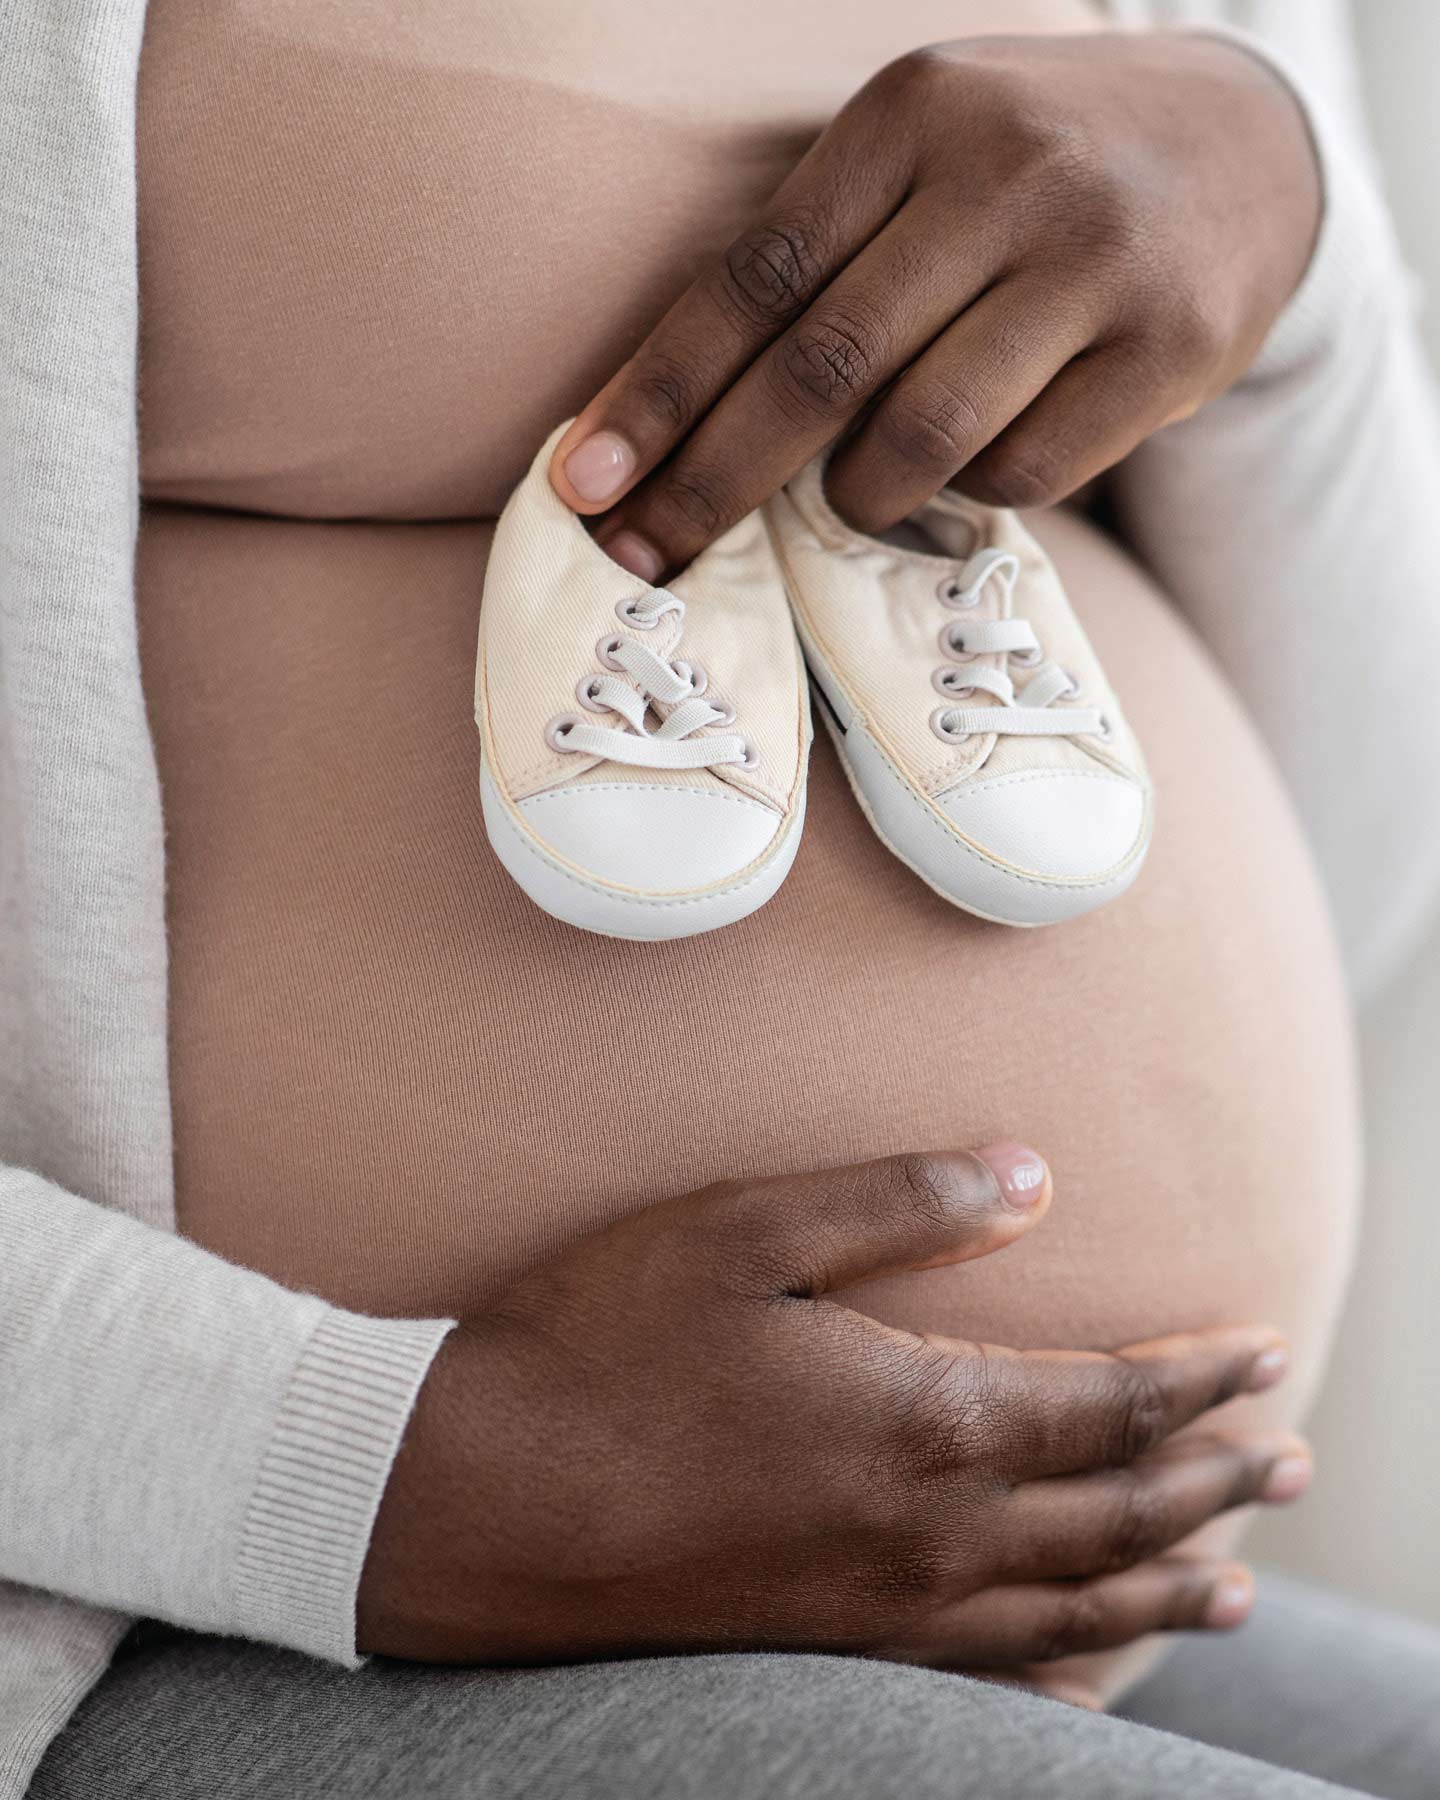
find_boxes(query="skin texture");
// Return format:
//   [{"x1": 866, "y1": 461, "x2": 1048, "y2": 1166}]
[
  {"x1": 548, "y1": 32, "x2": 1322, "y2": 575},
  {"x1": 358, "y1": 1146, "x2": 1308, "y2": 1701}
]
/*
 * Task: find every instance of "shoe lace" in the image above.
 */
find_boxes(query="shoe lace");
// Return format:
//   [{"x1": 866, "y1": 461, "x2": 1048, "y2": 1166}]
[
  {"x1": 931, "y1": 549, "x2": 1109, "y2": 744},
  {"x1": 546, "y1": 590, "x2": 756, "y2": 771}
]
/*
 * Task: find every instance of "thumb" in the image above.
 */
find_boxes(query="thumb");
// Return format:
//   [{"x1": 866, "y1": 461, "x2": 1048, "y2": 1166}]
[{"x1": 709, "y1": 1143, "x2": 1051, "y2": 1298}]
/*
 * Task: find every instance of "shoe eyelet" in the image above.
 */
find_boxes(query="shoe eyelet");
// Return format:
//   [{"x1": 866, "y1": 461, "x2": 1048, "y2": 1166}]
[
  {"x1": 1058, "y1": 668, "x2": 1081, "y2": 699},
  {"x1": 938, "y1": 622, "x2": 977, "y2": 664},
  {"x1": 596, "y1": 634, "x2": 628, "y2": 671},
  {"x1": 1095, "y1": 713, "x2": 1113, "y2": 741},
  {"x1": 1009, "y1": 643, "x2": 1043, "y2": 669},
  {"x1": 706, "y1": 697, "x2": 737, "y2": 728},
  {"x1": 616, "y1": 595, "x2": 661, "y2": 630},
  {"x1": 737, "y1": 738, "x2": 760, "y2": 770},
  {"x1": 930, "y1": 705, "x2": 971, "y2": 744},
  {"x1": 575, "y1": 676, "x2": 609, "y2": 713},
  {"x1": 937, "y1": 575, "x2": 981, "y2": 610},
  {"x1": 932, "y1": 667, "x2": 976, "y2": 699},
  {"x1": 674, "y1": 659, "x2": 708, "y2": 697},
  {"x1": 545, "y1": 714, "x2": 585, "y2": 753}
]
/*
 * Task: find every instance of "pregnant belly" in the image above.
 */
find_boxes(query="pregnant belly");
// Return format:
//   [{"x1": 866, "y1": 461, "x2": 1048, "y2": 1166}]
[
  {"x1": 144, "y1": 499, "x2": 1356, "y2": 1694},
  {"x1": 144, "y1": 499, "x2": 1357, "y2": 1352},
  {"x1": 142, "y1": 502, "x2": 1357, "y2": 1645}
]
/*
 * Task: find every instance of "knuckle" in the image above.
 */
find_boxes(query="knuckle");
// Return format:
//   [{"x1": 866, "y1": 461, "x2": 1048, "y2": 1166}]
[
  {"x1": 649, "y1": 461, "x2": 739, "y2": 543},
  {"x1": 888, "y1": 1152, "x2": 962, "y2": 1231},
  {"x1": 1110, "y1": 1360, "x2": 1172, "y2": 1463},
  {"x1": 721, "y1": 214, "x2": 829, "y2": 327},
  {"x1": 896, "y1": 1351, "x2": 1007, "y2": 1481},
  {"x1": 690, "y1": 1173, "x2": 753, "y2": 1236},
  {"x1": 928, "y1": 1368, "x2": 993, "y2": 1468},
  {"x1": 878, "y1": 44, "x2": 960, "y2": 102},
  {"x1": 627, "y1": 353, "x2": 702, "y2": 434},
  {"x1": 1101, "y1": 328, "x2": 1190, "y2": 424},
  {"x1": 687, "y1": 1177, "x2": 786, "y2": 1291},
  {"x1": 735, "y1": 1198, "x2": 817, "y2": 1291},
  {"x1": 885, "y1": 1351, "x2": 965, "y2": 1468},
  {"x1": 879, "y1": 384, "x2": 985, "y2": 478},
  {"x1": 1161, "y1": 1575, "x2": 1211, "y2": 1632},
  {"x1": 1067, "y1": 162, "x2": 1146, "y2": 260},
  {"x1": 866, "y1": 1415, "x2": 1000, "y2": 1589},
  {"x1": 1224, "y1": 1439, "x2": 1275, "y2": 1510},
  {"x1": 1100, "y1": 1478, "x2": 1169, "y2": 1573},
  {"x1": 1159, "y1": 289, "x2": 1230, "y2": 370},
  {"x1": 971, "y1": 442, "x2": 1066, "y2": 512},
  {"x1": 968, "y1": 66, "x2": 1101, "y2": 193},
  {"x1": 1038, "y1": 1584, "x2": 1109, "y2": 1661},
  {"x1": 770, "y1": 309, "x2": 884, "y2": 420},
  {"x1": 884, "y1": 53, "x2": 1089, "y2": 194},
  {"x1": 1016, "y1": 110, "x2": 1095, "y2": 189},
  {"x1": 1008, "y1": 125, "x2": 1151, "y2": 281}
]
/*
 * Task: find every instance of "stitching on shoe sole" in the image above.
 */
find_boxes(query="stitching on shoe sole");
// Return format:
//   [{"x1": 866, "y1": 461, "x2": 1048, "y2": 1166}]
[{"x1": 521, "y1": 784, "x2": 778, "y2": 814}]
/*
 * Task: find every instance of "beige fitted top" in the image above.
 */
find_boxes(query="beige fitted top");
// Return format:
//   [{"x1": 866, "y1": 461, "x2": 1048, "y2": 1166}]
[
  {"x1": 138, "y1": 0, "x2": 1106, "y2": 520},
  {"x1": 135, "y1": 0, "x2": 1354, "y2": 1458}
]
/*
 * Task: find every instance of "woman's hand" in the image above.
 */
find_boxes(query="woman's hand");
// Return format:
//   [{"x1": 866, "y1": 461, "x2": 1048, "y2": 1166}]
[
  {"x1": 548, "y1": 31, "x2": 1321, "y2": 577},
  {"x1": 358, "y1": 1143, "x2": 1307, "y2": 1678}
]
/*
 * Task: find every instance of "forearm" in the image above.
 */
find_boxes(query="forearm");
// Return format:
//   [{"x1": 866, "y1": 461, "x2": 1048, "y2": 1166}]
[{"x1": 0, "y1": 1164, "x2": 452, "y2": 1660}]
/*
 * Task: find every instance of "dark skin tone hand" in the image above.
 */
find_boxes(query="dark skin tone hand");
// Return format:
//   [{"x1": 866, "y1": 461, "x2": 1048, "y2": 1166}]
[
  {"x1": 547, "y1": 31, "x2": 1321, "y2": 578},
  {"x1": 358, "y1": 1145, "x2": 1307, "y2": 1694}
]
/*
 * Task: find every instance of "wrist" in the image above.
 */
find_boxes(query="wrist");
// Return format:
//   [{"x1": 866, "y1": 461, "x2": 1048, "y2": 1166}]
[
  {"x1": 356, "y1": 1321, "x2": 489, "y2": 1660},
  {"x1": 1182, "y1": 28, "x2": 1324, "y2": 325},
  {"x1": 240, "y1": 1307, "x2": 454, "y2": 1664}
]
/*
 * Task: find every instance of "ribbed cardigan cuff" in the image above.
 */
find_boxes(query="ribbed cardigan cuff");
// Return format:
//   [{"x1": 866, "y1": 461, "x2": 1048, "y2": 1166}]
[{"x1": 231, "y1": 1309, "x2": 455, "y2": 1664}]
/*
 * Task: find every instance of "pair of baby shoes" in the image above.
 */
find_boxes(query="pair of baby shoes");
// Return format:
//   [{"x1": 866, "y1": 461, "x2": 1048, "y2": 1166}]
[{"x1": 475, "y1": 423, "x2": 1152, "y2": 940}]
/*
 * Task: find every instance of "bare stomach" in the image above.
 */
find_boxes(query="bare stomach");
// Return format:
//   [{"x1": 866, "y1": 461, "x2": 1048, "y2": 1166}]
[{"x1": 139, "y1": 497, "x2": 1357, "y2": 1692}]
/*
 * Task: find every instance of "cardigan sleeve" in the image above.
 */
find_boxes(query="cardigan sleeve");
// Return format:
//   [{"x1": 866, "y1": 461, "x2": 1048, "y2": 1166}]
[
  {"x1": 0, "y1": 0, "x2": 456, "y2": 1704},
  {"x1": 1108, "y1": 22, "x2": 1440, "y2": 996},
  {"x1": 0, "y1": 1164, "x2": 452, "y2": 1660}
]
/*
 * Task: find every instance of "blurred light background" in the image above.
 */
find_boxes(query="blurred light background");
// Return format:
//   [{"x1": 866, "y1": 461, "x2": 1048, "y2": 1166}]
[{"x1": 1248, "y1": 0, "x2": 1440, "y2": 1622}]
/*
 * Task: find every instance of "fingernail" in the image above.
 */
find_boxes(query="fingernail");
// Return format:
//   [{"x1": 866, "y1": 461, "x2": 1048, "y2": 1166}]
[
  {"x1": 973, "y1": 1141, "x2": 1051, "y2": 1212},
  {"x1": 1246, "y1": 1343, "x2": 1290, "y2": 1393},
  {"x1": 1206, "y1": 1566, "x2": 1256, "y2": 1629},
  {"x1": 564, "y1": 431, "x2": 636, "y2": 505},
  {"x1": 603, "y1": 529, "x2": 664, "y2": 584},
  {"x1": 1261, "y1": 1449, "x2": 1313, "y2": 1504}
]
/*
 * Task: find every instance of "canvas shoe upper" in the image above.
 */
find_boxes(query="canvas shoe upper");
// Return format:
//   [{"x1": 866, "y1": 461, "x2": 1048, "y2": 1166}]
[
  {"x1": 476, "y1": 423, "x2": 811, "y2": 940},
  {"x1": 766, "y1": 458, "x2": 1152, "y2": 927}
]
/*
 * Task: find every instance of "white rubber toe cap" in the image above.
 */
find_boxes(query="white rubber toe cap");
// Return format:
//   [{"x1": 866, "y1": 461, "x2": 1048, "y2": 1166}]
[
  {"x1": 837, "y1": 723, "x2": 1150, "y2": 927},
  {"x1": 517, "y1": 781, "x2": 781, "y2": 889},
  {"x1": 480, "y1": 761, "x2": 801, "y2": 940},
  {"x1": 938, "y1": 770, "x2": 1146, "y2": 882}
]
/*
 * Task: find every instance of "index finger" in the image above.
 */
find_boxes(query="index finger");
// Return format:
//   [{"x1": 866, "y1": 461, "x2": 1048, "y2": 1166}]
[
  {"x1": 547, "y1": 107, "x2": 904, "y2": 520},
  {"x1": 945, "y1": 1327, "x2": 1291, "y2": 1483}
]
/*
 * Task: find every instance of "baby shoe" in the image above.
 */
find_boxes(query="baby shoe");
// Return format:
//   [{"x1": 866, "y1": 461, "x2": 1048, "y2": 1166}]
[
  {"x1": 765, "y1": 460, "x2": 1152, "y2": 926},
  {"x1": 476, "y1": 424, "x2": 811, "y2": 941}
]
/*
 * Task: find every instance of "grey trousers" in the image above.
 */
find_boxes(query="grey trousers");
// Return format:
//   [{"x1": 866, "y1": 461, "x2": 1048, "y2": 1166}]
[{"x1": 28, "y1": 1576, "x2": 1440, "y2": 1800}]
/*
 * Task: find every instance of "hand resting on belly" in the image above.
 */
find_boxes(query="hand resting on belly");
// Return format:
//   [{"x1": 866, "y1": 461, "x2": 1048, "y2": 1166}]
[{"x1": 358, "y1": 1142, "x2": 1309, "y2": 1703}]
